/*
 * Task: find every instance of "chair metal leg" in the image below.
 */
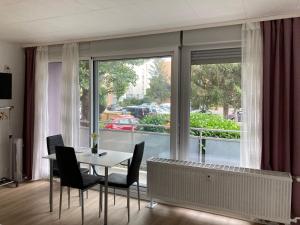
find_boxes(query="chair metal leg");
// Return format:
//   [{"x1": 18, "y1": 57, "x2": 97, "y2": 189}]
[
  {"x1": 113, "y1": 187, "x2": 116, "y2": 206},
  {"x1": 68, "y1": 187, "x2": 70, "y2": 209},
  {"x1": 79, "y1": 189, "x2": 81, "y2": 206},
  {"x1": 104, "y1": 167, "x2": 108, "y2": 225},
  {"x1": 49, "y1": 160, "x2": 53, "y2": 212},
  {"x1": 100, "y1": 186, "x2": 103, "y2": 212},
  {"x1": 99, "y1": 185, "x2": 102, "y2": 218},
  {"x1": 127, "y1": 188, "x2": 130, "y2": 222},
  {"x1": 137, "y1": 181, "x2": 140, "y2": 210},
  {"x1": 86, "y1": 190, "x2": 88, "y2": 199},
  {"x1": 81, "y1": 190, "x2": 84, "y2": 225},
  {"x1": 59, "y1": 186, "x2": 63, "y2": 219}
]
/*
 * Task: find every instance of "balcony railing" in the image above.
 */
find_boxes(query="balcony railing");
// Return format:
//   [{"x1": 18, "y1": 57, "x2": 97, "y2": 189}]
[{"x1": 80, "y1": 122, "x2": 241, "y2": 168}]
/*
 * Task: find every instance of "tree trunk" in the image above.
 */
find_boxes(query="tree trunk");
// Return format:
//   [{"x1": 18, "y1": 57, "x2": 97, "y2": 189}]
[
  {"x1": 223, "y1": 104, "x2": 229, "y2": 119},
  {"x1": 80, "y1": 89, "x2": 89, "y2": 127}
]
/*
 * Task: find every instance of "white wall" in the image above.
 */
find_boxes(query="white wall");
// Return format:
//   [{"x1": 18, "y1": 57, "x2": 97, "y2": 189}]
[{"x1": 0, "y1": 40, "x2": 24, "y2": 177}]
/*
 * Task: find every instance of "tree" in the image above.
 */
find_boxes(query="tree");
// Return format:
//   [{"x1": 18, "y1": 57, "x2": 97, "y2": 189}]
[
  {"x1": 79, "y1": 60, "x2": 144, "y2": 117},
  {"x1": 79, "y1": 61, "x2": 90, "y2": 125},
  {"x1": 191, "y1": 63, "x2": 241, "y2": 118},
  {"x1": 145, "y1": 59, "x2": 171, "y2": 104},
  {"x1": 98, "y1": 59, "x2": 144, "y2": 113}
]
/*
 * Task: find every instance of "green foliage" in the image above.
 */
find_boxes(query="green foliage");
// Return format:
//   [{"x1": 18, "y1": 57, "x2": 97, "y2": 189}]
[
  {"x1": 145, "y1": 59, "x2": 171, "y2": 104},
  {"x1": 98, "y1": 59, "x2": 144, "y2": 113},
  {"x1": 79, "y1": 61, "x2": 89, "y2": 92},
  {"x1": 191, "y1": 63, "x2": 241, "y2": 118},
  {"x1": 79, "y1": 61, "x2": 90, "y2": 122},
  {"x1": 99, "y1": 61, "x2": 137, "y2": 99},
  {"x1": 189, "y1": 113, "x2": 240, "y2": 139},
  {"x1": 139, "y1": 114, "x2": 170, "y2": 133},
  {"x1": 138, "y1": 113, "x2": 240, "y2": 139},
  {"x1": 120, "y1": 97, "x2": 151, "y2": 107}
]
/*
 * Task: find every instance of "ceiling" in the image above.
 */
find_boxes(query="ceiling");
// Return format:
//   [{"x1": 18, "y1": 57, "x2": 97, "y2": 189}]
[{"x1": 1, "y1": 0, "x2": 300, "y2": 46}]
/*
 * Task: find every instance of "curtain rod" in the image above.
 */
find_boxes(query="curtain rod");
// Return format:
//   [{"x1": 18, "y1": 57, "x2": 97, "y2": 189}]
[
  {"x1": 0, "y1": 106, "x2": 14, "y2": 110},
  {"x1": 22, "y1": 12, "x2": 300, "y2": 48}
]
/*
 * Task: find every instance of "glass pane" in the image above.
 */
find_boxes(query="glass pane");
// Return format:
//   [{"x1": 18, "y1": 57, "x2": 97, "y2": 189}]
[
  {"x1": 79, "y1": 60, "x2": 90, "y2": 147},
  {"x1": 48, "y1": 62, "x2": 62, "y2": 135},
  {"x1": 189, "y1": 62, "x2": 241, "y2": 166},
  {"x1": 97, "y1": 57, "x2": 172, "y2": 185}
]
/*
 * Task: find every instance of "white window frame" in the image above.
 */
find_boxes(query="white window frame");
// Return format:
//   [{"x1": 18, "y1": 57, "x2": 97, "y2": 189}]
[
  {"x1": 91, "y1": 49, "x2": 180, "y2": 160},
  {"x1": 179, "y1": 44, "x2": 241, "y2": 161}
]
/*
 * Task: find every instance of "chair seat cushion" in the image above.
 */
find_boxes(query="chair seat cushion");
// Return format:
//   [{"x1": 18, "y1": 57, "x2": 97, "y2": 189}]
[
  {"x1": 82, "y1": 174, "x2": 104, "y2": 190},
  {"x1": 80, "y1": 168, "x2": 90, "y2": 174},
  {"x1": 100, "y1": 173, "x2": 129, "y2": 188},
  {"x1": 53, "y1": 167, "x2": 90, "y2": 177},
  {"x1": 53, "y1": 169, "x2": 60, "y2": 177}
]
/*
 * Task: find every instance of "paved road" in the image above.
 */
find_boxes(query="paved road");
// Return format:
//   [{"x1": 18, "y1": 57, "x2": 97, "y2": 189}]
[{"x1": 80, "y1": 128, "x2": 240, "y2": 167}]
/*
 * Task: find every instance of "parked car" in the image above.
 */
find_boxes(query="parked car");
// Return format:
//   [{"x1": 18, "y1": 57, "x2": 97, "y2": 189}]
[
  {"x1": 123, "y1": 106, "x2": 150, "y2": 119},
  {"x1": 104, "y1": 115, "x2": 138, "y2": 131},
  {"x1": 158, "y1": 103, "x2": 169, "y2": 114},
  {"x1": 140, "y1": 103, "x2": 159, "y2": 114},
  {"x1": 106, "y1": 104, "x2": 122, "y2": 111}
]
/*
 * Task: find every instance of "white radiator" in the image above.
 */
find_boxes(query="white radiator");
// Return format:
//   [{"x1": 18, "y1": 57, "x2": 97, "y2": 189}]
[
  {"x1": 147, "y1": 158, "x2": 293, "y2": 224},
  {"x1": 12, "y1": 138, "x2": 23, "y2": 182}
]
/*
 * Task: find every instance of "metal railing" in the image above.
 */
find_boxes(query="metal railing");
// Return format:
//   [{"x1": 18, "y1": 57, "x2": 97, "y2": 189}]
[
  {"x1": 78, "y1": 122, "x2": 242, "y2": 165},
  {"x1": 189, "y1": 127, "x2": 240, "y2": 163},
  {"x1": 99, "y1": 121, "x2": 240, "y2": 139},
  {"x1": 98, "y1": 121, "x2": 241, "y2": 154}
]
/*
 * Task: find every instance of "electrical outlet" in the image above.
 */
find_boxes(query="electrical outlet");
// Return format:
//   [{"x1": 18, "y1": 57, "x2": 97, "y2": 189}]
[
  {"x1": 206, "y1": 174, "x2": 214, "y2": 181},
  {"x1": 4, "y1": 65, "x2": 10, "y2": 73}
]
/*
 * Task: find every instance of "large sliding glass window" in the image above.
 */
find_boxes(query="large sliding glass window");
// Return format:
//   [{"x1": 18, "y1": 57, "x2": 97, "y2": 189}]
[
  {"x1": 186, "y1": 48, "x2": 242, "y2": 166},
  {"x1": 77, "y1": 42, "x2": 242, "y2": 185},
  {"x1": 95, "y1": 56, "x2": 172, "y2": 185},
  {"x1": 79, "y1": 60, "x2": 91, "y2": 148},
  {"x1": 48, "y1": 62, "x2": 62, "y2": 135}
]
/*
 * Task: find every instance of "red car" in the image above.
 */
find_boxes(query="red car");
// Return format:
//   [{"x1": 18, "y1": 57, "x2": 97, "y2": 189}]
[{"x1": 104, "y1": 115, "x2": 138, "y2": 131}]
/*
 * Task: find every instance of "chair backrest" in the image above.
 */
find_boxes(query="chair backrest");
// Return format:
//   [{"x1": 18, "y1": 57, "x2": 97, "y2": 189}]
[
  {"x1": 46, "y1": 134, "x2": 64, "y2": 155},
  {"x1": 127, "y1": 142, "x2": 144, "y2": 185},
  {"x1": 55, "y1": 146, "x2": 83, "y2": 189},
  {"x1": 46, "y1": 135, "x2": 65, "y2": 173}
]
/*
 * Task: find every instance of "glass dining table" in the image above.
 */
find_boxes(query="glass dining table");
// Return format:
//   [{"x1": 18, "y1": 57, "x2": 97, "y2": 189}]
[{"x1": 43, "y1": 148, "x2": 133, "y2": 225}]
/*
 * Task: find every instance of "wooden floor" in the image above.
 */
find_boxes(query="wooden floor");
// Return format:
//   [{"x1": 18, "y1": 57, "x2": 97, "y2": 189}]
[{"x1": 0, "y1": 181, "x2": 257, "y2": 225}]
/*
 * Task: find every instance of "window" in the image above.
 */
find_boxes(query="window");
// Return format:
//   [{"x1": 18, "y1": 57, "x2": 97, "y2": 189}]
[
  {"x1": 48, "y1": 61, "x2": 91, "y2": 147},
  {"x1": 95, "y1": 56, "x2": 172, "y2": 185},
  {"x1": 48, "y1": 62, "x2": 62, "y2": 135},
  {"x1": 186, "y1": 48, "x2": 242, "y2": 166},
  {"x1": 79, "y1": 60, "x2": 91, "y2": 147}
]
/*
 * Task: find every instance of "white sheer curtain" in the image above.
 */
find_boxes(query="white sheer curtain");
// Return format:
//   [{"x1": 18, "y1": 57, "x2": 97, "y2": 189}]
[
  {"x1": 60, "y1": 43, "x2": 80, "y2": 147},
  {"x1": 240, "y1": 22, "x2": 263, "y2": 169},
  {"x1": 32, "y1": 46, "x2": 49, "y2": 180}
]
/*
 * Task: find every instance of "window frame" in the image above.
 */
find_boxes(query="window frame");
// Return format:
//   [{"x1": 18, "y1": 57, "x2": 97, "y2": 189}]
[
  {"x1": 79, "y1": 57, "x2": 93, "y2": 148},
  {"x1": 91, "y1": 50, "x2": 179, "y2": 160},
  {"x1": 180, "y1": 45, "x2": 241, "y2": 162}
]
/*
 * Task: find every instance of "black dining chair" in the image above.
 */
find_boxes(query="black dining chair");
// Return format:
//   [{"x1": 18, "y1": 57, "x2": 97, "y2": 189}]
[
  {"x1": 55, "y1": 146, "x2": 104, "y2": 225},
  {"x1": 46, "y1": 134, "x2": 90, "y2": 176},
  {"x1": 46, "y1": 134, "x2": 90, "y2": 207},
  {"x1": 99, "y1": 142, "x2": 144, "y2": 222}
]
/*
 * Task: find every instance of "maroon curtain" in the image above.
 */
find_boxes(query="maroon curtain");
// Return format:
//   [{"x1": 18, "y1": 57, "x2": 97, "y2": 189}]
[
  {"x1": 23, "y1": 47, "x2": 36, "y2": 180},
  {"x1": 261, "y1": 18, "x2": 300, "y2": 222}
]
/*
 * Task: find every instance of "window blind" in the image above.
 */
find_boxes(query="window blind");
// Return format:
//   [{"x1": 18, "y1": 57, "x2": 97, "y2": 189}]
[{"x1": 191, "y1": 47, "x2": 241, "y2": 65}]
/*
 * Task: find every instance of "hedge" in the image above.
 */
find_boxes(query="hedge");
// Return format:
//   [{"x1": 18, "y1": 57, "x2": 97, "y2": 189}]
[
  {"x1": 189, "y1": 113, "x2": 240, "y2": 139},
  {"x1": 138, "y1": 114, "x2": 170, "y2": 133},
  {"x1": 139, "y1": 113, "x2": 240, "y2": 139}
]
